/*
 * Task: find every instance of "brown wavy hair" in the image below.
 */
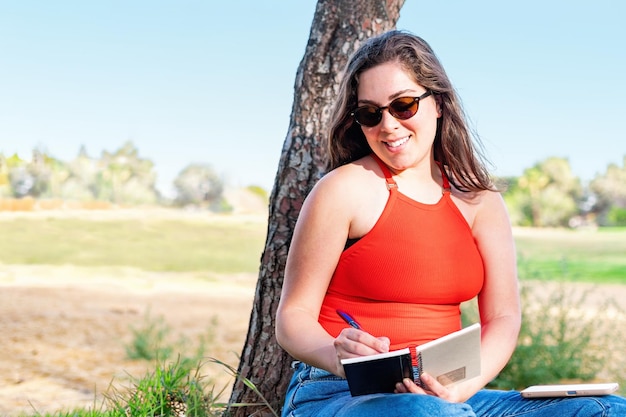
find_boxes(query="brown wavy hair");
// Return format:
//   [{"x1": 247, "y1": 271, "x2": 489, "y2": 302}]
[{"x1": 327, "y1": 30, "x2": 494, "y2": 191}]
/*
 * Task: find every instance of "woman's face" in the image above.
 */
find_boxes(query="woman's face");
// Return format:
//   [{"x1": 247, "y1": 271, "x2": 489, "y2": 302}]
[{"x1": 356, "y1": 61, "x2": 440, "y2": 174}]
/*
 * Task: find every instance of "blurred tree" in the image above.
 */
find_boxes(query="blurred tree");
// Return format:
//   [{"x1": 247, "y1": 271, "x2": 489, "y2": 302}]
[
  {"x1": 515, "y1": 157, "x2": 582, "y2": 227},
  {"x1": 39, "y1": 151, "x2": 73, "y2": 199},
  {"x1": 227, "y1": 0, "x2": 405, "y2": 415},
  {"x1": 172, "y1": 163, "x2": 224, "y2": 209},
  {"x1": 95, "y1": 141, "x2": 159, "y2": 205},
  {"x1": 0, "y1": 154, "x2": 10, "y2": 197},
  {"x1": 502, "y1": 176, "x2": 533, "y2": 227},
  {"x1": 589, "y1": 155, "x2": 626, "y2": 226},
  {"x1": 8, "y1": 166, "x2": 35, "y2": 198},
  {"x1": 518, "y1": 165, "x2": 550, "y2": 227},
  {"x1": 61, "y1": 146, "x2": 99, "y2": 201},
  {"x1": 7, "y1": 150, "x2": 62, "y2": 198}
]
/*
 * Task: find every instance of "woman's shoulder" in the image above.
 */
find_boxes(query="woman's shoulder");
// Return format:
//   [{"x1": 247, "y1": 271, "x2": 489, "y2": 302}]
[
  {"x1": 307, "y1": 156, "x2": 386, "y2": 207},
  {"x1": 449, "y1": 185, "x2": 506, "y2": 230},
  {"x1": 316, "y1": 156, "x2": 382, "y2": 190}
]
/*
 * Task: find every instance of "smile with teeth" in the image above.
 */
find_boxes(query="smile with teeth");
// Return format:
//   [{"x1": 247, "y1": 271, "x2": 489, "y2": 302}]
[{"x1": 384, "y1": 136, "x2": 410, "y2": 148}]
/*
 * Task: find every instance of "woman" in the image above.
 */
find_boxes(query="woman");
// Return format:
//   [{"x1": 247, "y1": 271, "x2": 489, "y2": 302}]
[{"x1": 275, "y1": 30, "x2": 626, "y2": 417}]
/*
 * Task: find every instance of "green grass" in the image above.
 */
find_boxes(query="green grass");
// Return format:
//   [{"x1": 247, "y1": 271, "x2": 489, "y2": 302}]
[
  {"x1": 22, "y1": 350, "x2": 276, "y2": 417},
  {"x1": 0, "y1": 216, "x2": 266, "y2": 274},
  {"x1": 514, "y1": 228, "x2": 626, "y2": 284},
  {"x1": 2, "y1": 216, "x2": 624, "y2": 284}
]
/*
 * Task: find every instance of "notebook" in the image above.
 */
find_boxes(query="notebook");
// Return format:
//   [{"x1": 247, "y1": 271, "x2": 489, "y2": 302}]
[{"x1": 341, "y1": 323, "x2": 481, "y2": 396}]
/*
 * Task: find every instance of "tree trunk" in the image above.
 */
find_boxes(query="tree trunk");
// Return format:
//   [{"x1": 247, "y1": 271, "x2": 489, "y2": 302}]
[{"x1": 227, "y1": 1, "x2": 404, "y2": 415}]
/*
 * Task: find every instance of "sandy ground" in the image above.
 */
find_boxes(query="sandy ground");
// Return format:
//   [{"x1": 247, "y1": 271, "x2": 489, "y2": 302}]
[
  {"x1": 3, "y1": 267, "x2": 626, "y2": 417},
  {"x1": 0, "y1": 265, "x2": 257, "y2": 416}
]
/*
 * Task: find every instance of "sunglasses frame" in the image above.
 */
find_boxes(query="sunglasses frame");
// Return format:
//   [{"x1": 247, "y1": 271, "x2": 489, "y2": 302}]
[{"x1": 351, "y1": 90, "x2": 433, "y2": 127}]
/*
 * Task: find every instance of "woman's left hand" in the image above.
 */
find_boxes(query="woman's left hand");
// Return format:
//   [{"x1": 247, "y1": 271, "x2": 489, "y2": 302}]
[{"x1": 394, "y1": 373, "x2": 464, "y2": 403}]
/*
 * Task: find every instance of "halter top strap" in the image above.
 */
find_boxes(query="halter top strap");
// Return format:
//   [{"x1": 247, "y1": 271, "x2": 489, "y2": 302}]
[{"x1": 371, "y1": 154, "x2": 451, "y2": 192}]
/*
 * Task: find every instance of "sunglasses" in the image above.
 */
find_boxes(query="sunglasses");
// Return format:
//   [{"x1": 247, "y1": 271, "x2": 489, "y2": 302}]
[{"x1": 351, "y1": 90, "x2": 433, "y2": 127}]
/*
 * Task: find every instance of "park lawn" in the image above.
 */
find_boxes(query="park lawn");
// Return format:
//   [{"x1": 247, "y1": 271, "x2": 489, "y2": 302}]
[
  {"x1": 514, "y1": 227, "x2": 626, "y2": 284},
  {"x1": 1, "y1": 214, "x2": 625, "y2": 284},
  {"x1": 0, "y1": 215, "x2": 266, "y2": 274}
]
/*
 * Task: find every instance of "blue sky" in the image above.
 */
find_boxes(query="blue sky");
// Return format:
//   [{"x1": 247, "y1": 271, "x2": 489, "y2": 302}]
[{"x1": 1, "y1": 1, "x2": 624, "y2": 195}]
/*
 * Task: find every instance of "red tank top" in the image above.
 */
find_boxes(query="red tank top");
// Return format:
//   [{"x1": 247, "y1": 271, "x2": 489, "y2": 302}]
[{"x1": 319, "y1": 155, "x2": 484, "y2": 350}]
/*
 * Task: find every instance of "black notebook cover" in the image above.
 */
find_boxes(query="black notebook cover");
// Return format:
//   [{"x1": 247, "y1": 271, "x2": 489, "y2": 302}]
[
  {"x1": 341, "y1": 348, "x2": 413, "y2": 396},
  {"x1": 340, "y1": 324, "x2": 482, "y2": 396}
]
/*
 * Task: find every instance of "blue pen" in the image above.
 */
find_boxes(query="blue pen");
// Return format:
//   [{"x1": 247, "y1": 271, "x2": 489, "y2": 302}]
[{"x1": 336, "y1": 309, "x2": 362, "y2": 330}]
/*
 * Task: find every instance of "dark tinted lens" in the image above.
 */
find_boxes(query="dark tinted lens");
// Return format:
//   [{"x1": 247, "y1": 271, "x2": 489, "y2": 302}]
[
  {"x1": 353, "y1": 106, "x2": 382, "y2": 127},
  {"x1": 388, "y1": 97, "x2": 418, "y2": 119}
]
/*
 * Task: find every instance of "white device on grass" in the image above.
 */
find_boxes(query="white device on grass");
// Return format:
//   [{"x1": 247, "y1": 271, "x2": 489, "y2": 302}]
[{"x1": 520, "y1": 382, "x2": 619, "y2": 398}]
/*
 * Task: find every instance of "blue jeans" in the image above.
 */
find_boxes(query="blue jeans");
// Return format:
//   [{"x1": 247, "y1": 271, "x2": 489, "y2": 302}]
[{"x1": 282, "y1": 363, "x2": 626, "y2": 417}]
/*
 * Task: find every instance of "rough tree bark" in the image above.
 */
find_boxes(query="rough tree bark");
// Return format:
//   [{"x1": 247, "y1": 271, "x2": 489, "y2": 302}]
[{"x1": 227, "y1": 1, "x2": 405, "y2": 415}]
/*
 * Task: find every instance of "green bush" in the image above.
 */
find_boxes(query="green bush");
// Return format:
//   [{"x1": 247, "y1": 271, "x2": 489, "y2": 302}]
[
  {"x1": 245, "y1": 185, "x2": 269, "y2": 201},
  {"x1": 106, "y1": 358, "x2": 221, "y2": 417},
  {"x1": 462, "y1": 283, "x2": 626, "y2": 391},
  {"x1": 126, "y1": 310, "x2": 174, "y2": 361},
  {"x1": 28, "y1": 357, "x2": 277, "y2": 417},
  {"x1": 125, "y1": 310, "x2": 217, "y2": 371},
  {"x1": 608, "y1": 207, "x2": 626, "y2": 227}
]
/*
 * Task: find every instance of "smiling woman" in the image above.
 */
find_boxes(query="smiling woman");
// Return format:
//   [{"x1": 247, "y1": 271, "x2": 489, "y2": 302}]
[{"x1": 275, "y1": 29, "x2": 626, "y2": 417}]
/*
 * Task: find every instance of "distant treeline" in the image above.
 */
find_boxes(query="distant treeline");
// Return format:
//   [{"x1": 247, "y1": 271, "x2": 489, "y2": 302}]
[
  {"x1": 1, "y1": 142, "x2": 624, "y2": 227},
  {"x1": 501, "y1": 156, "x2": 626, "y2": 227},
  {"x1": 0, "y1": 141, "x2": 234, "y2": 211}
]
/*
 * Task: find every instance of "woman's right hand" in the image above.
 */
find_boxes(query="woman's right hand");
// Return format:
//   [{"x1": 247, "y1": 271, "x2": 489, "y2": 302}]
[{"x1": 333, "y1": 328, "x2": 390, "y2": 377}]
